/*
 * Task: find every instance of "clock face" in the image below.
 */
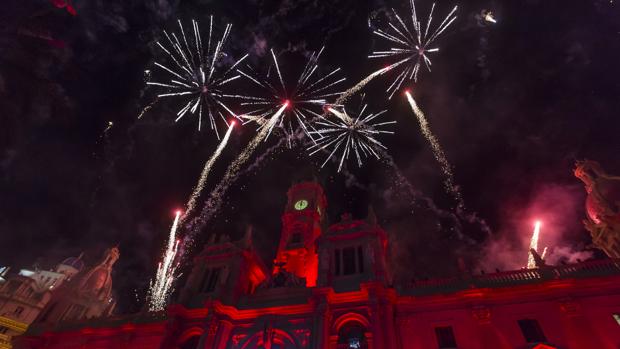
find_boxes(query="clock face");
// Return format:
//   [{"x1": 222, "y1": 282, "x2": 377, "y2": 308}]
[{"x1": 294, "y1": 199, "x2": 308, "y2": 210}]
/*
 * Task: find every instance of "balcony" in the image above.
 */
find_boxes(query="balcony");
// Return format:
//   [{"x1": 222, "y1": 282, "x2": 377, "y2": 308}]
[{"x1": 406, "y1": 259, "x2": 620, "y2": 296}]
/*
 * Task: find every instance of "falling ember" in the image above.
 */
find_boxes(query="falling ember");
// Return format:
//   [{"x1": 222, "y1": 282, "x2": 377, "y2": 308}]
[
  {"x1": 527, "y1": 220, "x2": 542, "y2": 269},
  {"x1": 182, "y1": 122, "x2": 235, "y2": 222},
  {"x1": 148, "y1": 211, "x2": 181, "y2": 312},
  {"x1": 104, "y1": 121, "x2": 113, "y2": 132},
  {"x1": 404, "y1": 90, "x2": 463, "y2": 207},
  {"x1": 369, "y1": 0, "x2": 458, "y2": 98}
]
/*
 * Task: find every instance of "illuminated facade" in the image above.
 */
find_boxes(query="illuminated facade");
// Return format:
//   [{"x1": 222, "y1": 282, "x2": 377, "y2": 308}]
[
  {"x1": 0, "y1": 255, "x2": 83, "y2": 348},
  {"x1": 15, "y1": 181, "x2": 620, "y2": 349}
]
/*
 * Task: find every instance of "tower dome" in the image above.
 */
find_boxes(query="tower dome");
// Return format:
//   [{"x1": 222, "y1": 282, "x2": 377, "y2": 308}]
[
  {"x1": 60, "y1": 256, "x2": 85, "y2": 271},
  {"x1": 56, "y1": 253, "x2": 85, "y2": 279}
]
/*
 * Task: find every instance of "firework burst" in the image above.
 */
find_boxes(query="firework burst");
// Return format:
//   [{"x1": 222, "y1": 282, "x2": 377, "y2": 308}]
[
  {"x1": 369, "y1": 0, "x2": 458, "y2": 98},
  {"x1": 148, "y1": 210, "x2": 181, "y2": 312},
  {"x1": 236, "y1": 47, "x2": 345, "y2": 147},
  {"x1": 308, "y1": 96, "x2": 396, "y2": 172},
  {"x1": 145, "y1": 17, "x2": 248, "y2": 139}
]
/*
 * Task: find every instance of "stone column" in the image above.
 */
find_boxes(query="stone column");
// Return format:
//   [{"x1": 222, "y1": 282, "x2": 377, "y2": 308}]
[
  {"x1": 312, "y1": 298, "x2": 331, "y2": 349},
  {"x1": 382, "y1": 301, "x2": 397, "y2": 349}
]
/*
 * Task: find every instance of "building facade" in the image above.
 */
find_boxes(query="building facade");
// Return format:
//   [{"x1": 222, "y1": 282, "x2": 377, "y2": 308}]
[
  {"x1": 14, "y1": 181, "x2": 620, "y2": 349},
  {"x1": 0, "y1": 254, "x2": 84, "y2": 349},
  {"x1": 1, "y1": 247, "x2": 119, "y2": 349}
]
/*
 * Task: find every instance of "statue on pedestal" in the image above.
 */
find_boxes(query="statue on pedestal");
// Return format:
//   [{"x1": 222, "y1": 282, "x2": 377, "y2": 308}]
[{"x1": 574, "y1": 160, "x2": 620, "y2": 258}]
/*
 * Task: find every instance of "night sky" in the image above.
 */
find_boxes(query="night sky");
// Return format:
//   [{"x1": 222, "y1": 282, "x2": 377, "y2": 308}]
[{"x1": 1, "y1": 0, "x2": 619, "y2": 313}]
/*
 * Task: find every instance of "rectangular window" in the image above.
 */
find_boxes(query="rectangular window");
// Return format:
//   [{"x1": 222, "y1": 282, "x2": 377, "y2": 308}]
[
  {"x1": 613, "y1": 313, "x2": 620, "y2": 326},
  {"x1": 357, "y1": 246, "x2": 364, "y2": 273},
  {"x1": 435, "y1": 326, "x2": 457, "y2": 348},
  {"x1": 343, "y1": 247, "x2": 356, "y2": 275},
  {"x1": 335, "y1": 249, "x2": 341, "y2": 276},
  {"x1": 518, "y1": 319, "x2": 547, "y2": 343}
]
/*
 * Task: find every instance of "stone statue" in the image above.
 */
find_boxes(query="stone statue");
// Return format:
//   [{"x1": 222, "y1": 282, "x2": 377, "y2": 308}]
[{"x1": 574, "y1": 160, "x2": 620, "y2": 258}]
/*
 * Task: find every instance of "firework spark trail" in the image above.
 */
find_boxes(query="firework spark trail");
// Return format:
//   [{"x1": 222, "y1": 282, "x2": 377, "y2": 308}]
[
  {"x1": 527, "y1": 220, "x2": 542, "y2": 268},
  {"x1": 103, "y1": 121, "x2": 114, "y2": 133},
  {"x1": 309, "y1": 103, "x2": 396, "y2": 172},
  {"x1": 333, "y1": 67, "x2": 391, "y2": 106},
  {"x1": 187, "y1": 104, "x2": 288, "y2": 240},
  {"x1": 236, "y1": 47, "x2": 345, "y2": 146},
  {"x1": 405, "y1": 90, "x2": 462, "y2": 207},
  {"x1": 145, "y1": 18, "x2": 249, "y2": 138},
  {"x1": 182, "y1": 122, "x2": 236, "y2": 222},
  {"x1": 369, "y1": 0, "x2": 458, "y2": 98},
  {"x1": 540, "y1": 246, "x2": 548, "y2": 260},
  {"x1": 137, "y1": 97, "x2": 159, "y2": 120},
  {"x1": 148, "y1": 210, "x2": 181, "y2": 312},
  {"x1": 238, "y1": 135, "x2": 289, "y2": 177},
  {"x1": 381, "y1": 150, "x2": 492, "y2": 237}
]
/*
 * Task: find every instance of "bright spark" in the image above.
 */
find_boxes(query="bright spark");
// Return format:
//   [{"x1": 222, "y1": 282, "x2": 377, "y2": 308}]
[
  {"x1": 237, "y1": 47, "x2": 345, "y2": 147},
  {"x1": 104, "y1": 121, "x2": 113, "y2": 133},
  {"x1": 145, "y1": 18, "x2": 248, "y2": 139},
  {"x1": 540, "y1": 246, "x2": 548, "y2": 260},
  {"x1": 148, "y1": 211, "x2": 181, "y2": 312},
  {"x1": 405, "y1": 90, "x2": 462, "y2": 207},
  {"x1": 369, "y1": 0, "x2": 458, "y2": 98},
  {"x1": 527, "y1": 220, "x2": 542, "y2": 269},
  {"x1": 183, "y1": 122, "x2": 235, "y2": 221},
  {"x1": 484, "y1": 11, "x2": 497, "y2": 23},
  {"x1": 308, "y1": 97, "x2": 395, "y2": 172}
]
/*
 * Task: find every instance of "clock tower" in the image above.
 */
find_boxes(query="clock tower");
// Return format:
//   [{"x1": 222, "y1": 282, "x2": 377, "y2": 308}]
[{"x1": 273, "y1": 181, "x2": 327, "y2": 287}]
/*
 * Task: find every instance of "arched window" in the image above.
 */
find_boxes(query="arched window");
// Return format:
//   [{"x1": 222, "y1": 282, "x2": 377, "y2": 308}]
[{"x1": 337, "y1": 322, "x2": 368, "y2": 349}]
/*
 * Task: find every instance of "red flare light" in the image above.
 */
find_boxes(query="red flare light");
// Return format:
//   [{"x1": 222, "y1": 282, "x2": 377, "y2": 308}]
[
  {"x1": 175, "y1": 210, "x2": 182, "y2": 216},
  {"x1": 283, "y1": 100, "x2": 291, "y2": 108}
]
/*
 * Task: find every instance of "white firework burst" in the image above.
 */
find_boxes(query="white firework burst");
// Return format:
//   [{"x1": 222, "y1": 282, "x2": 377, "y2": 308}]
[
  {"x1": 308, "y1": 96, "x2": 396, "y2": 172},
  {"x1": 236, "y1": 47, "x2": 345, "y2": 147},
  {"x1": 369, "y1": 0, "x2": 458, "y2": 98},
  {"x1": 146, "y1": 17, "x2": 248, "y2": 139}
]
